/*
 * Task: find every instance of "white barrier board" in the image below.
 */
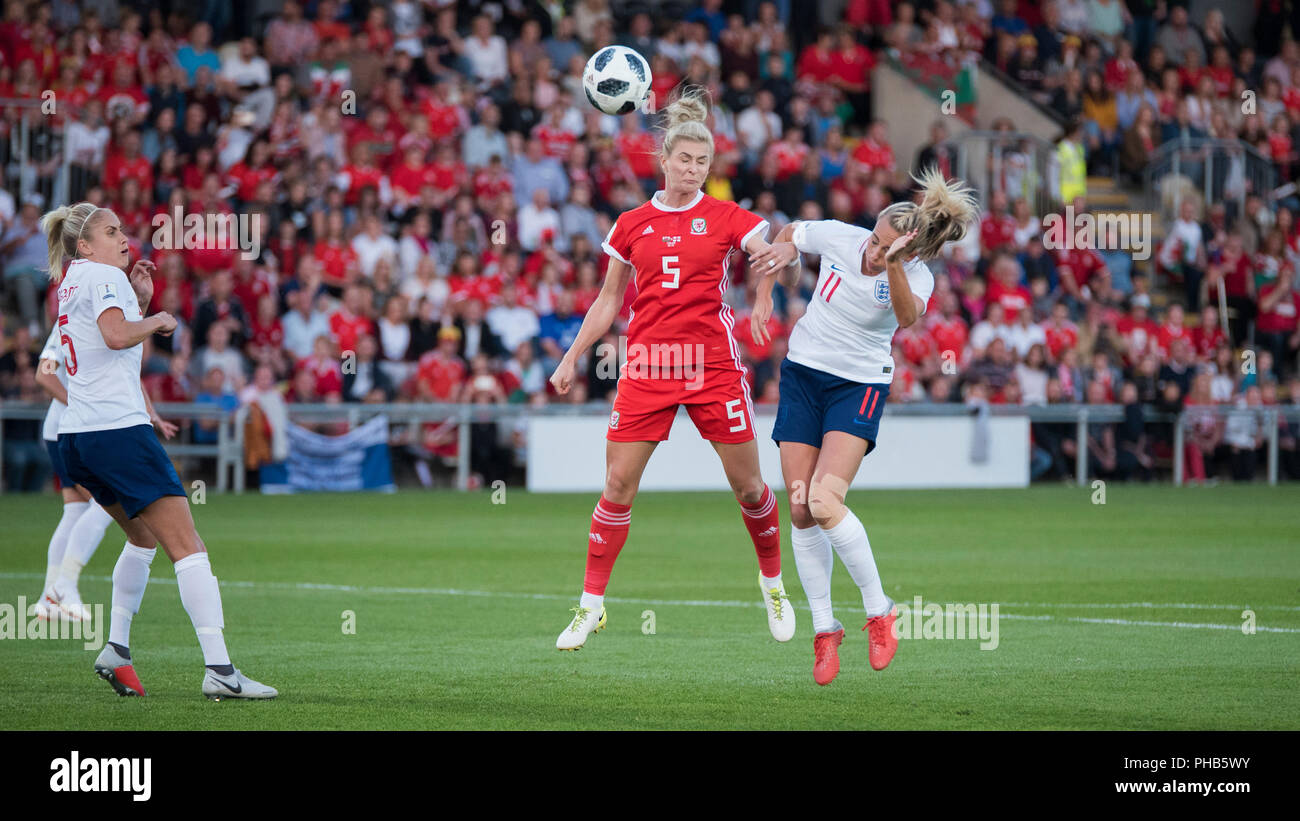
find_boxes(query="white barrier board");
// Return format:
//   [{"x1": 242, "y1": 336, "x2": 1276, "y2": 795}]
[{"x1": 527, "y1": 412, "x2": 1030, "y2": 492}]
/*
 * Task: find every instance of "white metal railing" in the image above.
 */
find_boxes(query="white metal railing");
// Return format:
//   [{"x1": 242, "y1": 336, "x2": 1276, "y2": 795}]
[
  {"x1": 945, "y1": 130, "x2": 1061, "y2": 216},
  {"x1": 0, "y1": 98, "x2": 72, "y2": 209},
  {"x1": 1144, "y1": 137, "x2": 1277, "y2": 219}
]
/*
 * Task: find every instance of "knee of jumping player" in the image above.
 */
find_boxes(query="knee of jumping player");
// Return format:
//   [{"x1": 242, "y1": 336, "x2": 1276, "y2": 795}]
[
  {"x1": 603, "y1": 470, "x2": 639, "y2": 506},
  {"x1": 788, "y1": 502, "x2": 816, "y2": 530},
  {"x1": 807, "y1": 477, "x2": 845, "y2": 527},
  {"x1": 731, "y1": 477, "x2": 766, "y2": 507}
]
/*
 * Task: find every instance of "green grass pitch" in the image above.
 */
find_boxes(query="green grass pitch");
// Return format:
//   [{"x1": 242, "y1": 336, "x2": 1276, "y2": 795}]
[{"x1": 1, "y1": 485, "x2": 1297, "y2": 730}]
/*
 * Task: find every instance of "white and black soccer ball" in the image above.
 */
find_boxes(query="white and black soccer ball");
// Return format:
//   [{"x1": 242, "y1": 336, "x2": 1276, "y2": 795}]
[{"x1": 582, "y1": 45, "x2": 652, "y2": 116}]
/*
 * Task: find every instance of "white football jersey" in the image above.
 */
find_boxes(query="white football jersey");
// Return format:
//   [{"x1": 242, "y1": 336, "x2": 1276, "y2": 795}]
[
  {"x1": 38, "y1": 324, "x2": 69, "y2": 442},
  {"x1": 787, "y1": 219, "x2": 934, "y2": 385},
  {"x1": 55, "y1": 259, "x2": 150, "y2": 433}
]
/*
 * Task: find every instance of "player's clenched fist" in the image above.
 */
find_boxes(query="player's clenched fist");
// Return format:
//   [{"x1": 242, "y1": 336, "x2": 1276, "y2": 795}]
[
  {"x1": 153, "y1": 312, "x2": 177, "y2": 336},
  {"x1": 550, "y1": 357, "x2": 575, "y2": 395}
]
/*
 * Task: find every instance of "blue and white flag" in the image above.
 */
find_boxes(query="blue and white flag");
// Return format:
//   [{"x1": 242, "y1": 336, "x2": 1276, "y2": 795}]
[{"x1": 261, "y1": 414, "x2": 395, "y2": 493}]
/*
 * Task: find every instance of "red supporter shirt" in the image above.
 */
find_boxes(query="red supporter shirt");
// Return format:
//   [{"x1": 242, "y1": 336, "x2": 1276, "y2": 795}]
[
  {"x1": 299, "y1": 354, "x2": 343, "y2": 396},
  {"x1": 227, "y1": 162, "x2": 278, "y2": 202},
  {"x1": 423, "y1": 99, "x2": 465, "y2": 141},
  {"x1": 1283, "y1": 86, "x2": 1300, "y2": 114},
  {"x1": 348, "y1": 122, "x2": 403, "y2": 168},
  {"x1": 416, "y1": 352, "x2": 466, "y2": 400},
  {"x1": 250, "y1": 316, "x2": 284, "y2": 351},
  {"x1": 330, "y1": 310, "x2": 374, "y2": 354},
  {"x1": 1115, "y1": 315, "x2": 1158, "y2": 358},
  {"x1": 980, "y1": 213, "x2": 1017, "y2": 253},
  {"x1": 449, "y1": 272, "x2": 505, "y2": 304},
  {"x1": 896, "y1": 324, "x2": 937, "y2": 366},
  {"x1": 430, "y1": 158, "x2": 467, "y2": 192},
  {"x1": 796, "y1": 46, "x2": 837, "y2": 82},
  {"x1": 1055, "y1": 247, "x2": 1105, "y2": 290},
  {"x1": 603, "y1": 192, "x2": 768, "y2": 372},
  {"x1": 766, "y1": 141, "x2": 808, "y2": 180},
  {"x1": 1104, "y1": 57, "x2": 1138, "y2": 91},
  {"x1": 851, "y1": 138, "x2": 894, "y2": 173},
  {"x1": 829, "y1": 46, "x2": 875, "y2": 88},
  {"x1": 472, "y1": 167, "x2": 513, "y2": 201},
  {"x1": 97, "y1": 82, "x2": 149, "y2": 121},
  {"x1": 184, "y1": 244, "x2": 236, "y2": 278},
  {"x1": 616, "y1": 131, "x2": 660, "y2": 180},
  {"x1": 339, "y1": 163, "x2": 385, "y2": 205},
  {"x1": 102, "y1": 153, "x2": 153, "y2": 195},
  {"x1": 1219, "y1": 253, "x2": 1251, "y2": 297},
  {"x1": 852, "y1": 137, "x2": 894, "y2": 172},
  {"x1": 1043, "y1": 321, "x2": 1078, "y2": 360},
  {"x1": 314, "y1": 240, "x2": 359, "y2": 286},
  {"x1": 1155, "y1": 322, "x2": 1190, "y2": 357},
  {"x1": 1193, "y1": 325, "x2": 1226, "y2": 358},
  {"x1": 533, "y1": 123, "x2": 578, "y2": 159},
  {"x1": 986, "y1": 278, "x2": 1032, "y2": 315},
  {"x1": 392, "y1": 161, "x2": 439, "y2": 199},
  {"x1": 1257, "y1": 284, "x2": 1300, "y2": 334},
  {"x1": 929, "y1": 315, "x2": 969, "y2": 360}
]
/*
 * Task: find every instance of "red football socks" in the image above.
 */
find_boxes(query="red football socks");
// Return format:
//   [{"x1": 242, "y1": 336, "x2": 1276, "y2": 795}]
[
  {"x1": 740, "y1": 484, "x2": 782, "y2": 577},
  {"x1": 582, "y1": 496, "x2": 632, "y2": 595}
]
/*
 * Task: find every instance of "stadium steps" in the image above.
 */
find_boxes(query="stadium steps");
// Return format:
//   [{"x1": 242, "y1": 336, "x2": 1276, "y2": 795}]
[
  {"x1": 1085, "y1": 176, "x2": 1131, "y2": 210},
  {"x1": 1084, "y1": 176, "x2": 1171, "y2": 297}
]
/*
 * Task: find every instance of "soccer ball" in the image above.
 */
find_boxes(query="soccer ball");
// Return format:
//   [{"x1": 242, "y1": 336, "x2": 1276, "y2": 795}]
[{"x1": 582, "y1": 46, "x2": 652, "y2": 115}]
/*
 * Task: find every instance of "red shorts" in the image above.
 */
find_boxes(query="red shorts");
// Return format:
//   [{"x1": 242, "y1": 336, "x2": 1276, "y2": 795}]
[{"x1": 606, "y1": 367, "x2": 756, "y2": 444}]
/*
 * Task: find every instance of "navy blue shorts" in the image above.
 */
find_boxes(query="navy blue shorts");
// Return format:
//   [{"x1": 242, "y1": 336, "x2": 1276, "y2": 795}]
[
  {"x1": 46, "y1": 439, "x2": 74, "y2": 487},
  {"x1": 59, "y1": 424, "x2": 185, "y2": 518},
  {"x1": 772, "y1": 358, "x2": 890, "y2": 455}
]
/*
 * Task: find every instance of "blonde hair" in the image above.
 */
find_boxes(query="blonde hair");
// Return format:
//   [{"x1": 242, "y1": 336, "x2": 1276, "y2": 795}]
[
  {"x1": 876, "y1": 166, "x2": 979, "y2": 260},
  {"x1": 41, "y1": 202, "x2": 108, "y2": 283},
  {"x1": 659, "y1": 85, "x2": 714, "y2": 159}
]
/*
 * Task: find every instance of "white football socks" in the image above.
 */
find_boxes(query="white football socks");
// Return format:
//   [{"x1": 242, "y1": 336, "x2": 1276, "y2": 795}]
[
  {"x1": 579, "y1": 591, "x2": 604, "y2": 615},
  {"x1": 174, "y1": 552, "x2": 231, "y2": 667},
  {"x1": 760, "y1": 573, "x2": 783, "y2": 590},
  {"x1": 54, "y1": 503, "x2": 114, "y2": 598},
  {"x1": 108, "y1": 542, "x2": 156, "y2": 650},
  {"x1": 45, "y1": 501, "x2": 88, "y2": 593},
  {"x1": 823, "y1": 509, "x2": 891, "y2": 618},
  {"x1": 791, "y1": 524, "x2": 837, "y2": 633}
]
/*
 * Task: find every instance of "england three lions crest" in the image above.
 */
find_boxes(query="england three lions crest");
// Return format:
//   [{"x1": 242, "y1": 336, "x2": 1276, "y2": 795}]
[{"x1": 874, "y1": 280, "x2": 890, "y2": 304}]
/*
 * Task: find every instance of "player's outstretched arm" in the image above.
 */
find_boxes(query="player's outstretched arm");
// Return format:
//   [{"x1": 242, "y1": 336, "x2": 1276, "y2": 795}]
[
  {"x1": 549, "y1": 256, "x2": 634, "y2": 395},
  {"x1": 748, "y1": 222, "x2": 802, "y2": 288},
  {"x1": 884, "y1": 229, "x2": 924, "y2": 329},
  {"x1": 97, "y1": 307, "x2": 177, "y2": 351},
  {"x1": 748, "y1": 222, "x2": 802, "y2": 345}
]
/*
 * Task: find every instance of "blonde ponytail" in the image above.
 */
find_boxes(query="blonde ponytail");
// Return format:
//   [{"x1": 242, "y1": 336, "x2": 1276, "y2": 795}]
[
  {"x1": 877, "y1": 167, "x2": 979, "y2": 261},
  {"x1": 41, "y1": 202, "x2": 104, "y2": 283},
  {"x1": 659, "y1": 85, "x2": 714, "y2": 159}
]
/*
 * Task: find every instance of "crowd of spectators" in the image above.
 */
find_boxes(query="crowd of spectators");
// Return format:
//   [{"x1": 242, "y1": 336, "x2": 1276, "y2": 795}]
[{"x1": 1, "y1": 0, "x2": 1300, "y2": 488}]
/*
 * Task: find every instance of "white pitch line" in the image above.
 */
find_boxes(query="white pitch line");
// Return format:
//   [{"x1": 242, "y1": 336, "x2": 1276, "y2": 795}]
[
  {"x1": 1000, "y1": 601, "x2": 1300, "y2": 612},
  {"x1": 1, "y1": 572, "x2": 1298, "y2": 632},
  {"x1": 1064, "y1": 616, "x2": 1300, "y2": 634}
]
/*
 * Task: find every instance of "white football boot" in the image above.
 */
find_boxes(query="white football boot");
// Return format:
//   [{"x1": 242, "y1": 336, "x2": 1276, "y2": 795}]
[
  {"x1": 202, "y1": 668, "x2": 278, "y2": 700},
  {"x1": 761, "y1": 574, "x2": 797, "y2": 642},
  {"x1": 46, "y1": 584, "x2": 91, "y2": 622},
  {"x1": 29, "y1": 593, "x2": 53, "y2": 621},
  {"x1": 556, "y1": 605, "x2": 607, "y2": 650}
]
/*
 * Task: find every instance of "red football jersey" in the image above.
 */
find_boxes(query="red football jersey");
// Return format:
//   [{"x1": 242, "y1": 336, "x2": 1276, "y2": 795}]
[
  {"x1": 1042, "y1": 321, "x2": 1078, "y2": 361},
  {"x1": 929, "y1": 315, "x2": 969, "y2": 361},
  {"x1": 603, "y1": 192, "x2": 768, "y2": 372}
]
